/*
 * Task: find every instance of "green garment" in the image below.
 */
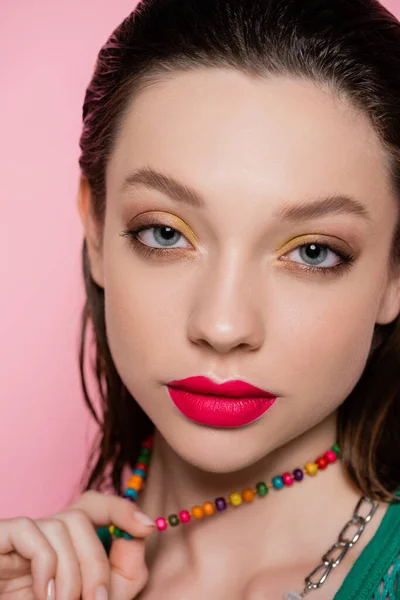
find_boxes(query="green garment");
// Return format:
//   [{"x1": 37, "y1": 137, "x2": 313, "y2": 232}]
[
  {"x1": 334, "y1": 489, "x2": 400, "y2": 599},
  {"x1": 96, "y1": 490, "x2": 400, "y2": 598}
]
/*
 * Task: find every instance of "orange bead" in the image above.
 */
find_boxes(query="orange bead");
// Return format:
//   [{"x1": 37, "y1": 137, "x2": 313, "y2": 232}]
[
  {"x1": 242, "y1": 488, "x2": 255, "y2": 502},
  {"x1": 191, "y1": 505, "x2": 204, "y2": 519},
  {"x1": 203, "y1": 501, "x2": 215, "y2": 515},
  {"x1": 127, "y1": 474, "x2": 143, "y2": 490}
]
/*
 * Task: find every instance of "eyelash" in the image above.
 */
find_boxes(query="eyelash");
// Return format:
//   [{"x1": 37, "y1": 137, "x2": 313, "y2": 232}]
[{"x1": 120, "y1": 225, "x2": 356, "y2": 276}]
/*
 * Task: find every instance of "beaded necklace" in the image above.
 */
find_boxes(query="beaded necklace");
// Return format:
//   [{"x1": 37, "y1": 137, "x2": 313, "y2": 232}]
[
  {"x1": 108, "y1": 435, "x2": 380, "y2": 599},
  {"x1": 109, "y1": 434, "x2": 341, "y2": 537}
]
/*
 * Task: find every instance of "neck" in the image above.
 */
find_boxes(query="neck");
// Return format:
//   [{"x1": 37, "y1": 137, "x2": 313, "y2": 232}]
[{"x1": 136, "y1": 411, "x2": 363, "y2": 592}]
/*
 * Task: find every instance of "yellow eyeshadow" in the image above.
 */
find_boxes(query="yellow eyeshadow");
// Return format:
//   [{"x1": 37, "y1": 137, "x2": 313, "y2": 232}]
[
  {"x1": 131, "y1": 211, "x2": 198, "y2": 245},
  {"x1": 278, "y1": 233, "x2": 348, "y2": 254}
]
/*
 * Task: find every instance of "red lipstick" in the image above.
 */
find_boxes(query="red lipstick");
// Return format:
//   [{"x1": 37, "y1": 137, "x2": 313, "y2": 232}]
[{"x1": 167, "y1": 376, "x2": 277, "y2": 427}]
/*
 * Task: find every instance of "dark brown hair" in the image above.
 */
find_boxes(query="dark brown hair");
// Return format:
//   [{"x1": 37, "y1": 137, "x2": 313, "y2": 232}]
[{"x1": 77, "y1": 0, "x2": 400, "y2": 503}]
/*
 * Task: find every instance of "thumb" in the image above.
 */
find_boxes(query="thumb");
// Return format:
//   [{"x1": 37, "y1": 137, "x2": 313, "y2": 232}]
[{"x1": 109, "y1": 536, "x2": 150, "y2": 600}]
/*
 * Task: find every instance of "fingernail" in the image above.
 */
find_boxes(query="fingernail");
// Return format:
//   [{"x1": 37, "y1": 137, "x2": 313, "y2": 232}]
[
  {"x1": 135, "y1": 510, "x2": 156, "y2": 527},
  {"x1": 46, "y1": 579, "x2": 55, "y2": 600},
  {"x1": 95, "y1": 585, "x2": 108, "y2": 600}
]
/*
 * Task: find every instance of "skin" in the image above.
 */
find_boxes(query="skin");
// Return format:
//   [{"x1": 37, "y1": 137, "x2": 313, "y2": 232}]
[{"x1": 78, "y1": 68, "x2": 400, "y2": 599}]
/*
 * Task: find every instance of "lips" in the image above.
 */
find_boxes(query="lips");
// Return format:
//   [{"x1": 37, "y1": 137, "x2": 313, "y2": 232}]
[
  {"x1": 166, "y1": 376, "x2": 277, "y2": 427},
  {"x1": 168, "y1": 376, "x2": 276, "y2": 397}
]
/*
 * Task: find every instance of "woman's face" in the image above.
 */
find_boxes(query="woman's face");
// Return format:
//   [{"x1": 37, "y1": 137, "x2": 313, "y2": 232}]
[{"x1": 81, "y1": 68, "x2": 400, "y2": 471}]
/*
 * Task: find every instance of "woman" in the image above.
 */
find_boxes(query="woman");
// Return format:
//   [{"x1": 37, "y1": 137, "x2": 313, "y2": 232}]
[{"x1": 1, "y1": 0, "x2": 400, "y2": 598}]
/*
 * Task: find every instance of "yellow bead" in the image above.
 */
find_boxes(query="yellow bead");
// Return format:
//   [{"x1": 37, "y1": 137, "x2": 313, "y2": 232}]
[
  {"x1": 229, "y1": 492, "x2": 242, "y2": 506},
  {"x1": 203, "y1": 501, "x2": 215, "y2": 515},
  {"x1": 242, "y1": 488, "x2": 255, "y2": 502},
  {"x1": 109, "y1": 525, "x2": 115, "y2": 534},
  {"x1": 127, "y1": 474, "x2": 143, "y2": 490},
  {"x1": 191, "y1": 505, "x2": 204, "y2": 519},
  {"x1": 305, "y1": 461, "x2": 319, "y2": 476}
]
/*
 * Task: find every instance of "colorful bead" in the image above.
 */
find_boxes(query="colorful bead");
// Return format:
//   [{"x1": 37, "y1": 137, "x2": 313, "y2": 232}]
[
  {"x1": 272, "y1": 476, "x2": 284, "y2": 489},
  {"x1": 135, "y1": 462, "x2": 148, "y2": 471},
  {"x1": 127, "y1": 475, "x2": 143, "y2": 490},
  {"x1": 331, "y1": 443, "x2": 341, "y2": 458},
  {"x1": 203, "y1": 501, "x2": 215, "y2": 515},
  {"x1": 229, "y1": 492, "x2": 242, "y2": 506},
  {"x1": 156, "y1": 517, "x2": 167, "y2": 531},
  {"x1": 123, "y1": 495, "x2": 137, "y2": 504},
  {"x1": 215, "y1": 497, "x2": 227, "y2": 511},
  {"x1": 109, "y1": 525, "x2": 115, "y2": 534},
  {"x1": 168, "y1": 514, "x2": 179, "y2": 526},
  {"x1": 282, "y1": 472, "x2": 294, "y2": 486},
  {"x1": 121, "y1": 531, "x2": 134, "y2": 540},
  {"x1": 242, "y1": 488, "x2": 255, "y2": 502},
  {"x1": 140, "y1": 447, "x2": 152, "y2": 457},
  {"x1": 324, "y1": 450, "x2": 337, "y2": 463},
  {"x1": 114, "y1": 527, "x2": 121, "y2": 537},
  {"x1": 179, "y1": 510, "x2": 191, "y2": 523},
  {"x1": 293, "y1": 468, "x2": 304, "y2": 481},
  {"x1": 191, "y1": 505, "x2": 204, "y2": 519},
  {"x1": 256, "y1": 482, "x2": 269, "y2": 496},
  {"x1": 142, "y1": 439, "x2": 153, "y2": 448},
  {"x1": 137, "y1": 455, "x2": 150, "y2": 465},
  {"x1": 316, "y1": 456, "x2": 328, "y2": 470},
  {"x1": 305, "y1": 462, "x2": 318, "y2": 476},
  {"x1": 132, "y1": 468, "x2": 147, "y2": 478},
  {"x1": 124, "y1": 488, "x2": 138, "y2": 500}
]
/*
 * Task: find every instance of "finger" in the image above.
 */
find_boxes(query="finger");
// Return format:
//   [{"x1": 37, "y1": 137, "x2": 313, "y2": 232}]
[
  {"x1": 0, "y1": 518, "x2": 57, "y2": 600},
  {"x1": 55, "y1": 509, "x2": 110, "y2": 600},
  {"x1": 0, "y1": 549, "x2": 31, "y2": 578},
  {"x1": 36, "y1": 518, "x2": 82, "y2": 600},
  {"x1": 70, "y1": 491, "x2": 156, "y2": 538},
  {"x1": 109, "y1": 537, "x2": 149, "y2": 600}
]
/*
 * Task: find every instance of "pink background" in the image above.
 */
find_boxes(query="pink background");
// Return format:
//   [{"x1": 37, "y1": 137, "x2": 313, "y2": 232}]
[{"x1": 1, "y1": 0, "x2": 399, "y2": 519}]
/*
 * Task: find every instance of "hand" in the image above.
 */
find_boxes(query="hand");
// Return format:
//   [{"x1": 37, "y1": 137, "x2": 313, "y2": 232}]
[{"x1": 0, "y1": 490, "x2": 156, "y2": 600}]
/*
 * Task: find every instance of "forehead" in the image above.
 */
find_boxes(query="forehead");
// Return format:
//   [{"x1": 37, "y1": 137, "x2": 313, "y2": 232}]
[{"x1": 108, "y1": 68, "x2": 393, "y2": 216}]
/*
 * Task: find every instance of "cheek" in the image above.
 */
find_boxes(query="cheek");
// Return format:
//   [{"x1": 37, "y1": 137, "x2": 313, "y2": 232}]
[
  {"x1": 103, "y1": 251, "x2": 189, "y2": 387},
  {"x1": 273, "y1": 281, "x2": 379, "y2": 402}
]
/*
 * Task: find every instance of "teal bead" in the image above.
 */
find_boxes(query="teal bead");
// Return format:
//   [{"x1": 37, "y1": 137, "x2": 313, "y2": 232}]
[
  {"x1": 96, "y1": 527, "x2": 112, "y2": 554},
  {"x1": 132, "y1": 468, "x2": 146, "y2": 478},
  {"x1": 121, "y1": 531, "x2": 134, "y2": 540},
  {"x1": 168, "y1": 514, "x2": 180, "y2": 526},
  {"x1": 124, "y1": 488, "x2": 138, "y2": 500},
  {"x1": 272, "y1": 476, "x2": 284, "y2": 489},
  {"x1": 331, "y1": 443, "x2": 341, "y2": 458},
  {"x1": 256, "y1": 482, "x2": 269, "y2": 496}
]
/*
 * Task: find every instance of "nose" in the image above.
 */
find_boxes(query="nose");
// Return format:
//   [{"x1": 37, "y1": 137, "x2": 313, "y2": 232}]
[{"x1": 187, "y1": 255, "x2": 265, "y2": 354}]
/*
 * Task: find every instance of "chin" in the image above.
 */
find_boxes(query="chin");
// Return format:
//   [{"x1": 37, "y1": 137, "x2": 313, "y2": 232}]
[{"x1": 157, "y1": 417, "x2": 273, "y2": 474}]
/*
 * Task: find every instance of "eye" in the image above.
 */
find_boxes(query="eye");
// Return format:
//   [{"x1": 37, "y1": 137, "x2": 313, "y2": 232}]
[
  {"x1": 285, "y1": 243, "x2": 342, "y2": 268},
  {"x1": 283, "y1": 241, "x2": 355, "y2": 275},
  {"x1": 135, "y1": 225, "x2": 191, "y2": 249}
]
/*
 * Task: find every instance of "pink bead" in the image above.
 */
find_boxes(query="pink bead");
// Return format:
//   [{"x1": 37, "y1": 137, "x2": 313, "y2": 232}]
[
  {"x1": 324, "y1": 450, "x2": 337, "y2": 463},
  {"x1": 282, "y1": 472, "x2": 294, "y2": 486},
  {"x1": 179, "y1": 510, "x2": 191, "y2": 523},
  {"x1": 155, "y1": 517, "x2": 167, "y2": 531}
]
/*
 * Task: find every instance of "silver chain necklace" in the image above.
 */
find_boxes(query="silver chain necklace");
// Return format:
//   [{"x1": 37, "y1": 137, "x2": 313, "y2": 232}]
[{"x1": 283, "y1": 495, "x2": 380, "y2": 599}]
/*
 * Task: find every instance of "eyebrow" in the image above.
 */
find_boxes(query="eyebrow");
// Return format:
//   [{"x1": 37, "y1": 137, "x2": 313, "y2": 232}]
[{"x1": 120, "y1": 167, "x2": 372, "y2": 222}]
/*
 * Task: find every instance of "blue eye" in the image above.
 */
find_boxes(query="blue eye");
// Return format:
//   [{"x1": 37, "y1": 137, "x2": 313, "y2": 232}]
[
  {"x1": 135, "y1": 225, "x2": 190, "y2": 249},
  {"x1": 293, "y1": 243, "x2": 336, "y2": 267},
  {"x1": 146, "y1": 226, "x2": 180, "y2": 247},
  {"x1": 283, "y1": 242, "x2": 355, "y2": 275}
]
